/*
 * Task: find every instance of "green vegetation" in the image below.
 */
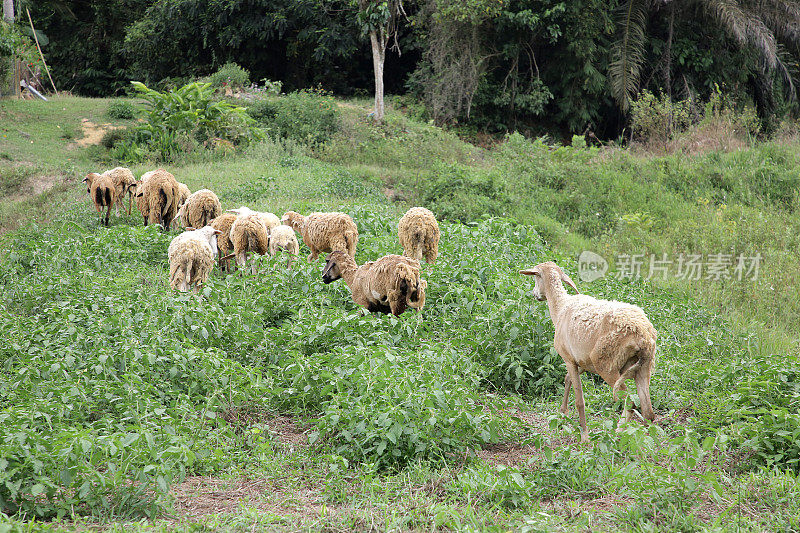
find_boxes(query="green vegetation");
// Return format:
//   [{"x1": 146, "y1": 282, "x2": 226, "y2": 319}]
[
  {"x1": 246, "y1": 90, "x2": 340, "y2": 146},
  {"x1": 106, "y1": 100, "x2": 137, "y2": 120},
  {"x1": 1, "y1": 96, "x2": 800, "y2": 531},
  {"x1": 208, "y1": 62, "x2": 251, "y2": 90}
]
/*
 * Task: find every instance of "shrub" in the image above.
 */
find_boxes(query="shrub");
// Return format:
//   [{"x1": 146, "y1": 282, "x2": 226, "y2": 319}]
[
  {"x1": 209, "y1": 62, "x2": 250, "y2": 90},
  {"x1": 101, "y1": 128, "x2": 126, "y2": 149},
  {"x1": 417, "y1": 164, "x2": 511, "y2": 223},
  {"x1": 630, "y1": 90, "x2": 692, "y2": 150},
  {"x1": 106, "y1": 100, "x2": 136, "y2": 120},
  {"x1": 247, "y1": 90, "x2": 339, "y2": 145},
  {"x1": 123, "y1": 81, "x2": 263, "y2": 161}
]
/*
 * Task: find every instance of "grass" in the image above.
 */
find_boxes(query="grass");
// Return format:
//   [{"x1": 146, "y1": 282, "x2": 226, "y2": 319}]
[{"x1": 1, "y1": 95, "x2": 800, "y2": 531}]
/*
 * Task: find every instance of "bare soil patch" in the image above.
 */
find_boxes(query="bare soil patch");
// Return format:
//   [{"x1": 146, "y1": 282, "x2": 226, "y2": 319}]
[{"x1": 76, "y1": 118, "x2": 120, "y2": 147}]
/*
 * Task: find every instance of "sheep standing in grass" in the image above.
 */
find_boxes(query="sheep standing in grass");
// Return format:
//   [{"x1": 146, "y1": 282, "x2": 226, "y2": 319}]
[
  {"x1": 134, "y1": 170, "x2": 155, "y2": 225},
  {"x1": 322, "y1": 251, "x2": 426, "y2": 316},
  {"x1": 134, "y1": 168, "x2": 179, "y2": 231},
  {"x1": 170, "y1": 182, "x2": 192, "y2": 229},
  {"x1": 520, "y1": 261, "x2": 657, "y2": 443},
  {"x1": 175, "y1": 189, "x2": 222, "y2": 229},
  {"x1": 82, "y1": 172, "x2": 117, "y2": 226},
  {"x1": 398, "y1": 207, "x2": 440, "y2": 264},
  {"x1": 168, "y1": 226, "x2": 221, "y2": 292},
  {"x1": 210, "y1": 212, "x2": 237, "y2": 272},
  {"x1": 268, "y1": 224, "x2": 300, "y2": 267},
  {"x1": 97, "y1": 167, "x2": 137, "y2": 217},
  {"x1": 228, "y1": 207, "x2": 278, "y2": 274},
  {"x1": 282, "y1": 211, "x2": 358, "y2": 262}
]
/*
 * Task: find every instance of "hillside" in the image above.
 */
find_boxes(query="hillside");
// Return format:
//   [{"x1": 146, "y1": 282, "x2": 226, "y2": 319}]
[{"x1": 1, "y1": 96, "x2": 799, "y2": 531}]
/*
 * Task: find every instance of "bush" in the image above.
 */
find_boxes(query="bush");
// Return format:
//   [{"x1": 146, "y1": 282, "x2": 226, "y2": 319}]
[
  {"x1": 209, "y1": 62, "x2": 250, "y2": 90},
  {"x1": 121, "y1": 81, "x2": 263, "y2": 162},
  {"x1": 417, "y1": 164, "x2": 511, "y2": 223},
  {"x1": 100, "y1": 128, "x2": 127, "y2": 149},
  {"x1": 247, "y1": 90, "x2": 339, "y2": 145},
  {"x1": 106, "y1": 100, "x2": 137, "y2": 120}
]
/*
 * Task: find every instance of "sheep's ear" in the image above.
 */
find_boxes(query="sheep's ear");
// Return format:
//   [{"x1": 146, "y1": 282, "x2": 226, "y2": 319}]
[
  {"x1": 227, "y1": 208, "x2": 241, "y2": 215},
  {"x1": 520, "y1": 267, "x2": 540, "y2": 276},
  {"x1": 321, "y1": 256, "x2": 336, "y2": 277},
  {"x1": 561, "y1": 271, "x2": 580, "y2": 294},
  {"x1": 185, "y1": 227, "x2": 195, "y2": 231},
  {"x1": 213, "y1": 229, "x2": 222, "y2": 235}
]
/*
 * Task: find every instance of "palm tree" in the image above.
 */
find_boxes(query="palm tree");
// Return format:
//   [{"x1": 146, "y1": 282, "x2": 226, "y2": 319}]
[{"x1": 610, "y1": 0, "x2": 800, "y2": 112}]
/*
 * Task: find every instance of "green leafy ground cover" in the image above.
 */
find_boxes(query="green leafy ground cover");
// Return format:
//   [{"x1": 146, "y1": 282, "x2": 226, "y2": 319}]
[{"x1": 1, "y1": 96, "x2": 799, "y2": 531}]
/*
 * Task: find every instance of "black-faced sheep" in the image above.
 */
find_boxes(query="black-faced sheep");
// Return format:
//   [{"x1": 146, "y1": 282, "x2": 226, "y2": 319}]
[
  {"x1": 520, "y1": 261, "x2": 657, "y2": 443},
  {"x1": 82, "y1": 172, "x2": 117, "y2": 226},
  {"x1": 322, "y1": 251, "x2": 426, "y2": 316},
  {"x1": 168, "y1": 226, "x2": 220, "y2": 292},
  {"x1": 398, "y1": 207, "x2": 440, "y2": 264},
  {"x1": 281, "y1": 211, "x2": 358, "y2": 262}
]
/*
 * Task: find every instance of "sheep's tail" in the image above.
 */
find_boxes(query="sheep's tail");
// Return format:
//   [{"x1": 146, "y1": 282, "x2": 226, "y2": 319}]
[
  {"x1": 611, "y1": 337, "x2": 656, "y2": 401},
  {"x1": 201, "y1": 204, "x2": 213, "y2": 228},
  {"x1": 248, "y1": 228, "x2": 269, "y2": 256},
  {"x1": 95, "y1": 186, "x2": 111, "y2": 207},
  {"x1": 170, "y1": 260, "x2": 184, "y2": 291},
  {"x1": 411, "y1": 230, "x2": 425, "y2": 261}
]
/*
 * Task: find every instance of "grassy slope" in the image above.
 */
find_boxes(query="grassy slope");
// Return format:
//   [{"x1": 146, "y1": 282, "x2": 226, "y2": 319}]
[{"x1": 1, "y1": 97, "x2": 799, "y2": 532}]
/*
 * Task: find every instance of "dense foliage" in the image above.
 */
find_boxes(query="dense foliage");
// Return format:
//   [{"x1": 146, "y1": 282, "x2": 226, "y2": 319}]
[{"x1": 22, "y1": 0, "x2": 800, "y2": 137}]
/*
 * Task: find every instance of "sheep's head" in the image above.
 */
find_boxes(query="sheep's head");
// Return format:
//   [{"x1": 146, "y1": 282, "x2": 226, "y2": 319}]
[
  {"x1": 322, "y1": 251, "x2": 350, "y2": 284},
  {"x1": 408, "y1": 278, "x2": 427, "y2": 310},
  {"x1": 281, "y1": 211, "x2": 303, "y2": 230},
  {"x1": 83, "y1": 173, "x2": 100, "y2": 193},
  {"x1": 520, "y1": 261, "x2": 579, "y2": 301},
  {"x1": 189, "y1": 226, "x2": 222, "y2": 256}
]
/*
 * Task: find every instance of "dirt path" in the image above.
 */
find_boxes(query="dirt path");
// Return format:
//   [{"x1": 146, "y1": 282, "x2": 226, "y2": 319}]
[{"x1": 76, "y1": 118, "x2": 119, "y2": 147}]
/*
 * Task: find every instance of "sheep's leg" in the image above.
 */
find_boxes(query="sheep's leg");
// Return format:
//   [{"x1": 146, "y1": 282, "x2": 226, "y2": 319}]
[
  {"x1": 634, "y1": 369, "x2": 655, "y2": 422},
  {"x1": 127, "y1": 194, "x2": 132, "y2": 216},
  {"x1": 566, "y1": 364, "x2": 589, "y2": 443},
  {"x1": 560, "y1": 373, "x2": 572, "y2": 415},
  {"x1": 307, "y1": 247, "x2": 318, "y2": 263},
  {"x1": 105, "y1": 204, "x2": 112, "y2": 226}
]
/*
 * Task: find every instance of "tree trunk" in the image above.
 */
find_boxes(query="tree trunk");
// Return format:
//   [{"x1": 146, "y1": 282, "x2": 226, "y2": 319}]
[
  {"x1": 2, "y1": 0, "x2": 13, "y2": 22},
  {"x1": 369, "y1": 29, "x2": 386, "y2": 122}
]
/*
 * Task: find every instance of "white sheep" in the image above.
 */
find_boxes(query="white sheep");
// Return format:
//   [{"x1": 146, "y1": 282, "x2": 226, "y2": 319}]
[
  {"x1": 398, "y1": 207, "x2": 440, "y2": 264},
  {"x1": 281, "y1": 211, "x2": 358, "y2": 262},
  {"x1": 520, "y1": 261, "x2": 657, "y2": 443},
  {"x1": 268, "y1": 224, "x2": 300, "y2": 267},
  {"x1": 174, "y1": 189, "x2": 222, "y2": 229},
  {"x1": 227, "y1": 206, "x2": 279, "y2": 274},
  {"x1": 168, "y1": 226, "x2": 220, "y2": 292},
  {"x1": 322, "y1": 251, "x2": 427, "y2": 316}
]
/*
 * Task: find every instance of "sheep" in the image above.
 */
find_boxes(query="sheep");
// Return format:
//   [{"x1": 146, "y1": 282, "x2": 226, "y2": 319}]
[
  {"x1": 210, "y1": 212, "x2": 237, "y2": 272},
  {"x1": 175, "y1": 189, "x2": 222, "y2": 230},
  {"x1": 520, "y1": 261, "x2": 657, "y2": 443},
  {"x1": 322, "y1": 251, "x2": 427, "y2": 316},
  {"x1": 82, "y1": 172, "x2": 117, "y2": 226},
  {"x1": 133, "y1": 168, "x2": 180, "y2": 231},
  {"x1": 268, "y1": 224, "x2": 300, "y2": 267},
  {"x1": 170, "y1": 182, "x2": 192, "y2": 229},
  {"x1": 398, "y1": 207, "x2": 440, "y2": 264},
  {"x1": 228, "y1": 207, "x2": 275, "y2": 274},
  {"x1": 281, "y1": 211, "x2": 358, "y2": 263},
  {"x1": 95, "y1": 167, "x2": 137, "y2": 217},
  {"x1": 168, "y1": 225, "x2": 221, "y2": 292},
  {"x1": 133, "y1": 170, "x2": 155, "y2": 225}
]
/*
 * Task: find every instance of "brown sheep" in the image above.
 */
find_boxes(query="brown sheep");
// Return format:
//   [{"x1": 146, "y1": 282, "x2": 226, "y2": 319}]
[
  {"x1": 134, "y1": 168, "x2": 179, "y2": 231},
  {"x1": 97, "y1": 167, "x2": 137, "y2": 217},
  {"x1": 322, "y1": 252, "x2": 427, "y2": 316},
  {"x1": 229, "y1": 209, "x2": 270, "y2": 274},
  {"x1": 210, "y1": 212, "x2": 237, "y2": 272},
  {"x1": 82, "y1": 172, "x2": 117, "y2": 226},
  {"x1": 398, "y1": 207, "x2": 440, "y2": 264},
  {"x1": 281, "y1": 211, "x2": 358, "y2": 262},
  {"x1": 175, "y1": 189, "x2": 222, "y2": 229}
]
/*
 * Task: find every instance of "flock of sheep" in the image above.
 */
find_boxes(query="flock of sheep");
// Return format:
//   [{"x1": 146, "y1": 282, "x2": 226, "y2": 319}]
[
  {"x1": 82, "y1": 167, "x2": 438, "y2": 318},
  {"x1": 82, "y1": 166, "x2": 658, "y2": 442}
]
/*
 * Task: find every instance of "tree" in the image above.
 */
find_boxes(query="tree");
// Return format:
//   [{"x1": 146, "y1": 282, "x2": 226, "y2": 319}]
[
  {"x1": 2, "y1": 0, "x2": 12, "y2": 22},
  {"x1": 356, "y1": 0, "x2": 406, "y2": 121},
  {"x1": 610, "y1": 0, "x2": 800, "y2": 114}
]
